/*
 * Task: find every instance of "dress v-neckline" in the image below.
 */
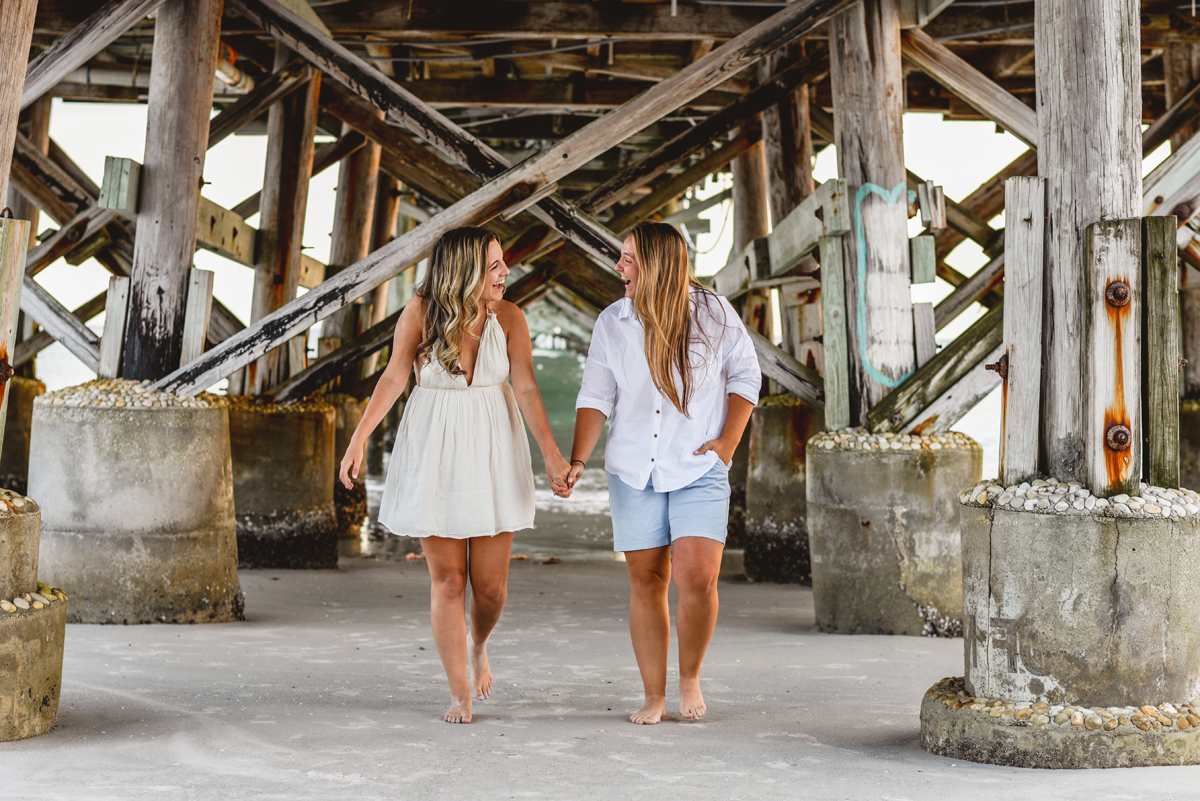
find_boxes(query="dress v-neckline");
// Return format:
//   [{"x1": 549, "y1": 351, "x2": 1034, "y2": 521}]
[{"x1": 459, "y1": 310, "x2": 496, "y2": 389}]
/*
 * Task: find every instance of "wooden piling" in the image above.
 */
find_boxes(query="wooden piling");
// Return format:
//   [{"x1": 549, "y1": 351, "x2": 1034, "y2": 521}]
[
  {"x1": 819, "y1": 235, "x2": 850, "y2": 431},
  {"x1": 998, "y1": 177, "x2": 1045, "y2": 486},
  {"x1": 121, "y1": 0, "x2": 225, "y2": 380},
  {"x1": 250, "y1": 44, "x2": 320, "y2": 394},
  {"x1": 732, "y1": 133, "x2": 773, "y2": 344},
  {"x1": 0, "y1": 0, "x2": 38, "y2": 204},
  {"x1": 0, "y1": 217, "x2": 32, "y2": 460},
  {"x1": 97, "y1": 276, "x2": 130, "y2": 380},
  {"x1": 1141, "y1": 216, "x2": 1179, "y2": 489},
  {"x1": 829, "y1": 0, "x2": 915, "y2": 424},
  {"x1": 1036, "y1": 0, "x2": 1142, "y2": 482},
  {"x1": 1084, "y1": 219, "x2": 1141, "y2": 498}
]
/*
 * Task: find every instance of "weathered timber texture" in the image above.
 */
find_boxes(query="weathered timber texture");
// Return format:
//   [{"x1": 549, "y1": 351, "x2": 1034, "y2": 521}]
[
  {"x1": 913, "y1": 302, "x2": 936, "y2": 368},
  {"x1": 1142, "y1": 216, "x2": 1179, "y2": 489},
  {"x1": 231, "y1": 132, "x2": 364, "y2": 220},
  {"x1": 733, "y1": 135, "x2": 774, "y2": 348},
  {"x1": 900, "y1": 29, "x2": 1037, "y2": 147},
  {"x1": 9, "y1": 131, "x2": 93, "y2": 224},
  {"x1": 1084, "y1": 220, "x2": 1142, "y2": 498},
  {"x1": 910, "y1": 234, "x2": 936, "y2": 285},
  {"x1": 0, "y1": 219, "x2": 31, "y2": 459},
  {"x1": 749, "y1": 330, "x2": 824, "y2": 412},
  {"x1": 901, "y1": 344, "x2": 1001, "y2": 436},
  {"x1": 180, "y1": 268, "x2": 215, "y2": 366},
  {"x1": 999, "y1": 177, "x2": 1044, "y2": 486},
  {"x1": 250, "y1": 45, "x2": 320, "y2": 393},
  {"x1": 830, "y1": 0, "x2": 915, "y2": 424},
  {"x1": 206, "y1": 57, "x2": 314, "y2": 149},
  {"x1": 156, "y1": 0, "x2": 852, "y2": 394},
  {"x1": 933, "y1": 254, "x2": 1003, "y2": 332},
  {"x1": 819, "y1": 235, "x2": 849, "y2": 430},
  {"x1": 121, "y1": 0, "x2": 224, "y2": 380},
  {"x1": 5, "y1": 97, "x2": 50, "y2": 254},
  {"x1": 583, "y1": 47, "x2": 829, "y2": 216},
  {"x1": 761, "y1": 42, "x2": 816, "y2": 229},
  {"x1": 272, "y1": 310, "x2": 399, "y2": 402},
  {"x1": 21, "y1": 275, "x2": 100, "y2": 372},
  {"x1": 22, "y1": 0, "x2": 166, "y2": 110},
  {"x1": 97, "y1": 155, "x2": 140, "y2": 220},
  {"x1": 1165, "y1": 45, "x2": 1200, "y2": 403},
  {"x1": 13, "y1": 292, "x2": 106, "y2": 368},
  {"x1": 96, "y1": 275, "x2": 130, "y2": 379},
  {"x1": 1037, "y1": 0, "x2": 1143, "y2": 483},
  {"x1": 868, "y1": 303, "x2": 1003, "y2": 435}
]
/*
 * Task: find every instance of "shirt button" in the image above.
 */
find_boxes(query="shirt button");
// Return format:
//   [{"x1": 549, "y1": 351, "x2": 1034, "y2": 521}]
[
  {"x1": 656, "y1": 410, "x2": 660, "y2": 414},
  {"x1": 654, "y1": 434, "x2": 657, "y2": 437},
  {"x1": 651, "y1": 458, "x2": 655, "y2": 462}
]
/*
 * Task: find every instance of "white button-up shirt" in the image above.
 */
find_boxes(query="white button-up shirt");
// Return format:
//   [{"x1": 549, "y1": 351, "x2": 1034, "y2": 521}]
[{"x1": 576, "y1": 290, "x2": 762, "y2": 493}]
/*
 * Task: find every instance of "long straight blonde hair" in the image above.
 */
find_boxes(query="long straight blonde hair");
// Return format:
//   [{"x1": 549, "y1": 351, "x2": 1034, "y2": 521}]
[
  {"x1": 415, "y1": 227, "x2": 498, "y2": 376},
  {"x1": 629, "y1": 222, "x2": 720, "y2": 416}
]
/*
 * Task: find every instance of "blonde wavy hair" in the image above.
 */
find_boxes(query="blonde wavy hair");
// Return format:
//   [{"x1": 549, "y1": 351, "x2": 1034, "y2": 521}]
[
  {"x1": 415, "y1": 227, "x2": 498, "y2": 376},
  {"x1": 629, "y1": 222, "x2": 721, "y2": 417}
]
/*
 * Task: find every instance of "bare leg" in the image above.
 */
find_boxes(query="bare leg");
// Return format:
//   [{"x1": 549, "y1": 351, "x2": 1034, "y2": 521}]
[
  {"x1": 466, "y1": 532, "x2": 513, "y2": 700},
  {"x1": 624, "y1": 546, "x2": 672, "y2": 724},
  {"x1": 672, "y1": 536, "x2": 724, "y2": 720},
  {"x1": 421, "y1": 536, "x2": 472, "y2": 723}
]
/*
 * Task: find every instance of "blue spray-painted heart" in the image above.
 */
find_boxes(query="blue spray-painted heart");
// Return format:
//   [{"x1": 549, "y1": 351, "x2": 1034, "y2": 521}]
[{"x1": 854, "y1": 181, "x2": 913, "y2": 389}]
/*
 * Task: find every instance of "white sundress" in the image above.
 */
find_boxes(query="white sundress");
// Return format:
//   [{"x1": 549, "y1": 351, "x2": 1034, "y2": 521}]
[{"x1": 377, "y1": 310, "x2": 536, "y2": 538}]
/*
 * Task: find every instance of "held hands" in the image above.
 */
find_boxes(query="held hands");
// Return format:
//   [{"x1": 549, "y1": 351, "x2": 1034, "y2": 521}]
[
  {"x1": 694, "y1": 436, "x2": 735, "y2": 466},
  {"x1": 339, "y1": 438, "x2": 365, "y2": 490},
  {"x1": 564, "y1": 460, "x2": 585, "y2": 494},
  {"x1": 546, "y1": 450, "x2": 573, "y2": 498}
]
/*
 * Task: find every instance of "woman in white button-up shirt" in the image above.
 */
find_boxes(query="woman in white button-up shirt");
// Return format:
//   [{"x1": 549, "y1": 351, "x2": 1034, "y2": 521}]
[{"x1": 564, "y1": 222, "x2": 761, "y2": 725}]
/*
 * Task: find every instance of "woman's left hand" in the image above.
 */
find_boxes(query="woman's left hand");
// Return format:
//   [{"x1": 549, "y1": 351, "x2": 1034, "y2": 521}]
[{"x1": 694, "y1": 438, "x2": 734, "y2": 466}]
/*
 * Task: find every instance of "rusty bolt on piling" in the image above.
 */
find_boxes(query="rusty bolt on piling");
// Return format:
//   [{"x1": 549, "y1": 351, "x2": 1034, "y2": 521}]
[
  {"x1": 0, "y1": 357, "x2": 14, "y2": 386},
  {"x1": 1106, "y1": 281, "x2": 1131, "y2": 307},
  {"x1": 984, "y1": 353, "x2": 1009, "y2": 381},
  {"x1": 888, "y1": 412, "x2": 904, "y2": 427},
  {"x1": 0, "y1": 207, "x2": 12, "y2": 219},
  {"x1": 1106, "y1": 424, "x2": 1132, "y2": 452}
]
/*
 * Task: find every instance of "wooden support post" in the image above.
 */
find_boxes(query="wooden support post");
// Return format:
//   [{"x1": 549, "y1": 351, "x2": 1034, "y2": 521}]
[
  {"x1": 732, "y1": 135, "x2": 774, "y2": 350},
  {"x1": 1036, "y1": 0, "x2": 1142, "y2": 483},
  {"x1": 121, "y1": 0, "x2": 224, "y2": 381},
  {"x1": 250, "y1": 44, "x2": 320, "y2": 394},
  {"x1": 913, "y1": 302, "x2": 936, "y2": 368},
  {"x1": 830, "y1": 0, "x2": 914, "y2": 424},
  {"x1": 760, "y1": 42, "x2": 816, "y2": 226},
  {"x1": 366, "y1": 175, "x2": 402, "y2": 378},
  {"x1": 998, "y1": 177, "x2": 1045, "y2": 486},
  {"x1": 0, "y1": 215, "x2": 32, "y2": 458},
  {"x1": 1142, "y1": 216, "x2": 1180, "y2": 489},
  {"x1": 231, "y1": 132, "x2": 365, "y2": 220},
  {"x1": 181, "y1": 269, "x2": 215, "y2": 366},
  {"x1": 155, "y1": 0, "x2": 854, "y2": 395},
  {"x1": 819, "y1": 235, "x2": 849, "y2": 430},
  {"x1": 97, "y1": 276, "x2": 131, "y2": 379},
  {"x1": 322, "y1": 122, "x2": 382, "y2": 348},
  {"x1": 5, "y1": 97, "x2": 50, "y2": 251},
  {"x1": 910, "y1": 234, "x2": 936, "y2": 284},
  {"x1": 1165, "y1": 45, "x2": 1200, "y2": 403}
]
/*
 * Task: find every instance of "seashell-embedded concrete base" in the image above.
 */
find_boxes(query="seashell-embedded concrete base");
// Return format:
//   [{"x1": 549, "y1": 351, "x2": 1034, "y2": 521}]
[
  {"x1": 806, "y1": 430, "x2": 981, "y2": 636},
  {"x1": 920, "y1": 677, "x2": 1200, "y2": 768},
  {"x1": 0, "y1": 590, "x2": 67, "y2": 742},
  {"x1": 331, "y1": 395, "x2": 369, "y2": 539}
]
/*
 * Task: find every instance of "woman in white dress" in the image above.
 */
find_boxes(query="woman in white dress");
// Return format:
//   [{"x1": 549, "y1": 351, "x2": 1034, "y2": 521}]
[
  {"x1": 563, "y1": 222, "x2": 760, "y2": 725},
  {"x1": 340, "y1": 227, "x2": 571, "y2": 724}
]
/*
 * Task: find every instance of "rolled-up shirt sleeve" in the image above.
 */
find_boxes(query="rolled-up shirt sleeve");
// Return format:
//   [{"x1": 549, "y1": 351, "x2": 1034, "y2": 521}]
[
  {"x1": 576, "y1": 318, "x2": 617, "y2": 416},
  {"x1": 719, "y1": 298, "x2": 762, "y2": 405}
]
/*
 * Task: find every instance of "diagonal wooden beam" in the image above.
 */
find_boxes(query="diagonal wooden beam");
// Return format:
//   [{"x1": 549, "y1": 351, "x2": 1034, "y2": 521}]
[
  {"x1": 22, "y1": 0, "x2": 167, "y2": 110},
  {"x1": 19, "y1": 274, "x2": 100, "y2": 371},
  {"x1": 900, "y1": 29, "x2": 1038, "y2": 148},
  {"x1": 12, "y1": 290, "x2": 107, "y2": 367},
  {"x1": 580, "y1": 48, "x2": 830, "y2": 216},
  {"x1": 231, "y1": 131, "x2": 365, "y2": 219},
  {"x1": 207, "y1": 57, "x2": 316, "y2": 150},
  {"x1": 157, "y1": 0, "x2": 853, "y2": 395}
]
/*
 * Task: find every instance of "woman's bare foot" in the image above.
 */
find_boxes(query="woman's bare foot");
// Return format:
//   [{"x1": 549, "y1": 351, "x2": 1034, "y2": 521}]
[
  {"x1": 679, "y1": 677, "x2": 707, "y2": 720},
  {"x1": 630, "y1": 694, "x2": 666, "y2": 725},
  {"x1": 445, "y1": 695, "x2": 473, "y2": 723},
  {"x1": 469, "y1": 637, "x2": 493, "y2": 700}
]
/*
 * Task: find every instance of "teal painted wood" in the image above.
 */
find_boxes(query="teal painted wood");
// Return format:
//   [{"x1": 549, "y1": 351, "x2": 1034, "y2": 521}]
[
  {"x1": 97, "y1": 156, "x2": 140, "y2": 221},
  {"x1": 910, "y1": 233, "x2": 936, "y2": 285},
  {"x1": 819, "y1": 234, "x2": 849, "y2": 431},
  {"x1": 1142, "y1": 215, "x2": 1179, "y2": 488}
]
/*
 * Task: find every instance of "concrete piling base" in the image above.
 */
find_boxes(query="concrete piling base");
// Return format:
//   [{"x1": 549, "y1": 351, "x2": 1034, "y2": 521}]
[
  {"x1": 29, "y1": 385, "x2": 243, "y2": 624},
  {"x1": 743, "y1": 396, "x2": 822, "y2": 584},
  {"x1": 228, "y1": 398, "x2": 338, "y2": 569},
  {"x1": 0, "y1": 594, "x2": 67, "y2": 742},
  {"x1": 0, "y1": 377, "x2": 45, "y2": 494},
  {"x1": 806, "y1": 430, "x2": 981, "y2": 636},
  {"x1": 330, "y1": 394, "x2": 368, "y2": 539}
]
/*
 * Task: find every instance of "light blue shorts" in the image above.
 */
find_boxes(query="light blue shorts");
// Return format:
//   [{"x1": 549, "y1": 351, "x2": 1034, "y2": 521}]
[{"x1": 607, "y1": 462, "x2": 731, "y2": 552}]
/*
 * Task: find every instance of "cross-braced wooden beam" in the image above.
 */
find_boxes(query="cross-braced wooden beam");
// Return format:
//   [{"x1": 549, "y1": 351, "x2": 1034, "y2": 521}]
[{"x1": 156, "y1": 0, "x2": 856, "y2": 395}]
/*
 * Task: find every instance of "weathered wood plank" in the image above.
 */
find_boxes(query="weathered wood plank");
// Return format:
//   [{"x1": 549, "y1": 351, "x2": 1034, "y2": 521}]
[
  {"x1": 97, "y1": 155, "x2": 140, "y2": 220},
  {"x1": 933, "y1": 253, "x2": 1004, "y2": 331},
  {"x1": 913, "y1": 302, "x2": 936, "y2": 367},
  {"x1": 155, "y1": 0, "x2": 854, "y2": 394},
  {"x1": 196, "y1": 195, "x2": 258, "y2": 267},
  {"x1": 20, "y1": 274, "x2": 100, "y2": 372},
  {"x1": 831, "y1": 0, "x2": 915, "y2": 423},
  {"x1": 206, "y1": 58, "x2": 315, "y2": 150},
  {"x1": 180, "y1": 268, "x2": 214, "y2": 366},
  {"x1": 748, "y1": 329, "x2": 825, "y2": 413},
  {"x1": 761, "y1": 42, "x2": 816, "y2": 230},
  {"x1": 901, "y1": 344, "x2": 1002, "y2": 436},
  {"x1": 0, "y1": 216, "x2": 32, "y2": 457},
  {"x1": 122, "y1": 0, "x2": 223, "y2": 380},
  {"x1": 1038, "y1": 0, "x2": 1143, "y2": 482},
  {"x1": 1084, "y1": 219, "x2": 1141, "y2": 497},
  {"x1": 900, "y1": 28, "x2": 1038, "y2": 147},
  {"x1": 867, "y1": 302, "x2": 1003, "y2": 434},
  {"x1": 998, "y1": 176, "x2": 1044, "y2": 486},
  {"x1": 910, "y1": 234, "x2": 936, "y2": 284},
  {"x1": 231, "y1": 132, "x2": 365, "y2": 219},
  {"x1": 1142, "y1": 216, "x2": 1179, "y2": 489},
  {"x1": 96, "y1": 275, "x2": 129, "y2": 379},
  {"x1": 22, "y1": 0, "x2": 166, "y2": 110},
  {"x1": 819, "y1": 235, "x2": 849, "y2": 430},
  {"x1": 581, "y1": 47, "x2": 831, "y2": 215},
  {"x1": 24, "y1": 206, "x2": 118, "y2": 276},
  {"x1": 270, "y1": 308, "x2": 399, "y2": 401},
  {"x1": 12, "y1": 290, "x2": 106, "y2": 368},
  {"x1": 9, "y1": 131, "x2": 93, "y2": 223}
]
